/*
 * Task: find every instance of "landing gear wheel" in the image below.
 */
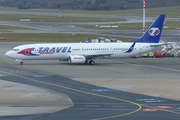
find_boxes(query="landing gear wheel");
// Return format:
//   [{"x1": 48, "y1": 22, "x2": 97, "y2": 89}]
[
  {"x1": 20, "y1": 61, "x2": 23, "y2": 65},
  {"x1": 89, "y1": 60, "x2": 95, "y2": 65}
]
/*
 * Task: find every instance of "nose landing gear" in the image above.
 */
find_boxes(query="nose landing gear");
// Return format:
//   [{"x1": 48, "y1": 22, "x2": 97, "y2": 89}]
[
  {"x1": 15, "y1": 59, "x2": 23, "y2": 65},
  {"x1": 20, "y1": 61, "x2": 23, "y2": 65}
]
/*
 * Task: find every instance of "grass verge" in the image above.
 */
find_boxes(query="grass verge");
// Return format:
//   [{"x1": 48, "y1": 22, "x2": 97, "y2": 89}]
[
  {"x1": 1, "y1": 6, "x2": 180, "y2": 18},
  {"x1": 0, "y1": 14, "x2": 124, "y2": 22},
  {"x1": 0, "y1": 33, "x2": 133, "y2": 42}
]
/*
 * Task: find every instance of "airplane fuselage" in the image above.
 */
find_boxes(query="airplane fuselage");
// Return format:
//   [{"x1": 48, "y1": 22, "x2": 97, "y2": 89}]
[{"x1": 6, "y1": 42, "x2": 158, "y2": 60}]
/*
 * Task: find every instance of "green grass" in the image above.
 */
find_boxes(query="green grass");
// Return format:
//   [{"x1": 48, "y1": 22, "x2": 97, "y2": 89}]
[
  {"x1": 78, "y1": 21, "x2": 180, "y2": 30},
  {"x1": 121, "y1": 21, "x2": 180, "y2": 30},
  {"x1": 1, "y1": 5, "x2": 180, "y2": 18},
  {"x1": 56, "y1": 6, "x2": 180, "y2": 18},
  {"x1": 0, "y1": 33, "x2": 133, "y2": 42},
  {"x1": 0, "y1": 14, "x2": 124, "y2": 22},
  {"x1": 0, "y1": 8, "x2": 61, "y2": 13},
  {"x1": 0, "y1": 25, "x2": 35, "y2": 30}
]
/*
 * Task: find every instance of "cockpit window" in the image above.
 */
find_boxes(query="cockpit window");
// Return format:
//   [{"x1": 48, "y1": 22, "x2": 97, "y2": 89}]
[{"x1": 12, "y1": 49, "x2": 19, "y2": 51}]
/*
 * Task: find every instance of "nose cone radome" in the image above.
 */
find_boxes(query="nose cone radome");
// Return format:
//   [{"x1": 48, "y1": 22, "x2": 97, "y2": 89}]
[{"x1": 5, "y1": 51, "x2": 13, "y2": 58}]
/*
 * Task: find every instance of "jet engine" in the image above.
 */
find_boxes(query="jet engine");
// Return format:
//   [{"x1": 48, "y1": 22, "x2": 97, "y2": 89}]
[{"x1": 69, "y1": 55, "x2": 86, "y2": 64}]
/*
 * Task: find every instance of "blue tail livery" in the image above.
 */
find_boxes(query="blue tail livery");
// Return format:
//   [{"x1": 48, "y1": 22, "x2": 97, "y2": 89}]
[
  {"x1": 126, "y1": 42, "x2": 136, "y2": 53},
  {"x1": 131, "y1": 14, "x2": 165, "y2": 43},
  {"x1": 85, "y1": 36, "x2": 90, "y2": 43}
]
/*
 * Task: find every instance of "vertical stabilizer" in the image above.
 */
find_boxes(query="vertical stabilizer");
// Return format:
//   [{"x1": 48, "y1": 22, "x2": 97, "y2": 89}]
[
  {"x1": 131, "y1": 14, "x2": 165, "y2": 43},
  {"x1": 85, "y1": 36, "x2": 90, "y2": 43}
]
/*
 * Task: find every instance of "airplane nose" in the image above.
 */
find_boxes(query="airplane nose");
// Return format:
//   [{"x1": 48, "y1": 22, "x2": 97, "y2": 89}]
[{"x1": 5, "y1": 51, "x2": 13, "y2": 58}]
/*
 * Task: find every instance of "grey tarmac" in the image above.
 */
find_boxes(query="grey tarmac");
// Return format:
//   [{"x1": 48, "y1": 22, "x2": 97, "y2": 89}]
[{"x1": 0, "y1": 42, "x2": 180, "y2": 119}]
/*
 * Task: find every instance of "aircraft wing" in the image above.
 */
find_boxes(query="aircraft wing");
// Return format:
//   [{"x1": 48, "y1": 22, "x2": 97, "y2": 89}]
[
  {"x1": 85, "y1": 53, "x2": 112, "y2": 59},
  {"x1": 72, "y1": 53, "x2": 112, "y2": 59}
]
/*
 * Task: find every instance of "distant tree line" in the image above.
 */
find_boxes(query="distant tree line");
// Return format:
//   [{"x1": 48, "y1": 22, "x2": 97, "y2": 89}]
[{"x1": 0, "y1": 0, "x2": 179, "y2": 10}]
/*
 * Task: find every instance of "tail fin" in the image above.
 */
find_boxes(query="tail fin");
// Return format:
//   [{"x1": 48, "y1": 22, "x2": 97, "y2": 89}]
[
  {"x1": 85, "y1": 36, "x2": 90, "y2": 43},
  {"x1": 131, "y1": 14, "x2": 165, "y2": 43}
]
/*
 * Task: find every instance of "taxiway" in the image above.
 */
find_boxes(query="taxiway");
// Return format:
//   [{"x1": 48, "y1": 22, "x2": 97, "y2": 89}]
[{"x1": 0, "y1": 42, "x2": 180, "y2": 119}]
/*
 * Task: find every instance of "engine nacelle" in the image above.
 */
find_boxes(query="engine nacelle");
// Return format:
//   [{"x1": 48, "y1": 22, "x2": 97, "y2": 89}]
[{"x1": 69, "y1": 55, "x2": 86, "y2": 64}]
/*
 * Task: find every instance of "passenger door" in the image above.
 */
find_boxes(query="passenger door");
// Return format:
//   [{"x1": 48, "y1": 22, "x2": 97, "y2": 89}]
[{"x1": 109, "y1": 46, "x2": 113, "y2": 54}]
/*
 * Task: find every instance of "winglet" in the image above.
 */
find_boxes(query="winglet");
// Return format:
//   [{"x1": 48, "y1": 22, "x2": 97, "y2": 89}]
[
  {"x1": 85, "y1": 36, "x2": 90, "y2": 43},
  {"x1": 126, "y1": 42, "x2": 136, "y2": 53},
  {"x1": 131, "y1": 14, "x2": 165, "y2": 43}
]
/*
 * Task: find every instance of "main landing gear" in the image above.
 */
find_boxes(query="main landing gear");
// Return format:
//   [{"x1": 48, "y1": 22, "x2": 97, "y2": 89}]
[
  {"x1": 85, "y1": 59, "x2": 95, "y2": 65},
  {"x1": 89, "y1": 60, "x2": 95, "y2": 65}
]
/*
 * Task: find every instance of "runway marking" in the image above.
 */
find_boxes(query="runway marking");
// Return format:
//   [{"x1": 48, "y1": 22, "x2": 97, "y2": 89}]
[
  {"x1": 103, "y1": 59, "x2": 180, "y2": 72},
  {"x1": 0, "y1": 74, "x2": 7, "y2": 77},
  {"x1": 0, "y1": 70, "x2": 141, "y2": 120},
  {"x1": 143, "y1": 108, "x2": 158, "y2": 112},
  {"x1": 32, "y1": 74, "x2": 49, "y2": 78},
  {"x1": 12, "y1": 70, "x2": 27, "y2": 74},
  {"x1": 99, "y1": 60, "x2": 180, "y2": 115},
  {"x1": 0, "y1": 23, "x2": 43, "y2": 30},
  {"x1": 156, "y1": 106, "x2": 173, "y2": 109},
  {"x1": 1, "y1": 69, "x2": 180, "y2": 119},
  {"x1": 139, "y1": 103, "x2": 180, "y2": 115}
]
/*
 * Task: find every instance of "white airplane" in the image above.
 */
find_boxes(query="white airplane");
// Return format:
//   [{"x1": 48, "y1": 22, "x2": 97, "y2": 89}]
[{"x1": 5, "y1": 14, "x2": 165, "y2": 65}]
